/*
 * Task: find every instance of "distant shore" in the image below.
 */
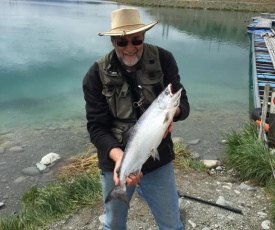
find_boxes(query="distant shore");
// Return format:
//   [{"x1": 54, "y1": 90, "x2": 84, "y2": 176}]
[{"x1": 110, "y1": 0, "x2": 275, "y2": 12}]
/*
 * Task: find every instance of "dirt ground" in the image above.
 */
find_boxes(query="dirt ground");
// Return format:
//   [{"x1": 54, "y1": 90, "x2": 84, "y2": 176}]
[
  {"x1": 45, "y1": 170, "x2": 271, "y2": 230},
  {"x1": 0, "y1": 114, "x2": 272, "y2": 230}
]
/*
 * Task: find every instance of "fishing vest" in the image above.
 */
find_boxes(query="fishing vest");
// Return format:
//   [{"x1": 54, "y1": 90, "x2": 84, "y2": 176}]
[{"x1": 96, "y1": 43, "x2": 164, "y2": 144}]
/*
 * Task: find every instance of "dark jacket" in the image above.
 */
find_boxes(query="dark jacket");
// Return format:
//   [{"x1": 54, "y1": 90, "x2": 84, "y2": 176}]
[{"x1": 83, "y1": 44, "x2": 190, "y2": 173}]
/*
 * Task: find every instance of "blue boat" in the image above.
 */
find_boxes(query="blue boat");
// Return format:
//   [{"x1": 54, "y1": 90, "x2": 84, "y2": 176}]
[
  {"x1": 249, "y1": 15, "x2": 275, "y2": 128},
  {"x1": 247, "y1": 13, "x2": 275, "y2": 33}
]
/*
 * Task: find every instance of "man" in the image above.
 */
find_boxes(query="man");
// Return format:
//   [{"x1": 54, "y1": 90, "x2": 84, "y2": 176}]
[{"x1": 83, "y1": 8, "x2": 190, "y2": 230}]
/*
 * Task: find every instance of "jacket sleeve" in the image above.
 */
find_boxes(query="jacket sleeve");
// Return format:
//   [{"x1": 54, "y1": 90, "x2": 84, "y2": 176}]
[
  {"x1": 82, "y1": 63, "x2": 122, "y2": 168},
  {"x1": 158, "y1": 47, "x2": 190, "y2": 122}
]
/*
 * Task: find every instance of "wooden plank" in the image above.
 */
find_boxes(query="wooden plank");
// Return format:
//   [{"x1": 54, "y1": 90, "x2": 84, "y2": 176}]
[{"x1": 264, "y1": 36, "x2": 275, "y2": 70}]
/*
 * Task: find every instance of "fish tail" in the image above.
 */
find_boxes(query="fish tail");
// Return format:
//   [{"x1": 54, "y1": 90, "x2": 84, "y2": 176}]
[{"x1": 105, "y1": 186, "x2": 129, "y2": 208}]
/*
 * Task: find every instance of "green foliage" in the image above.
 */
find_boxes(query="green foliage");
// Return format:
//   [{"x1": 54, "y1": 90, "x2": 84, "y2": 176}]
[
  {"x1": 0, "y1": 174, "x2": 101, "y2": 230},
  {"x1": 224, "y1": 120, "x2": 275, "y2": 225},
  {"x1": 224, "y1": 121, "x2": 273, "y2": 186},
  {"x1": 173, "y1": 142, "x2": 206, "y2": 171}
]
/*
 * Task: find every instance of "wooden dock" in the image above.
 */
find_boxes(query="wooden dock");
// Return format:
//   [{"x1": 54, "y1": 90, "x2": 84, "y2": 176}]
[
  {"x1": 264, "y1": 32, "x2": 275, "y2": 69},
  {"x1": 255, "y1": 18, "x2": 272, "y2": 29}
]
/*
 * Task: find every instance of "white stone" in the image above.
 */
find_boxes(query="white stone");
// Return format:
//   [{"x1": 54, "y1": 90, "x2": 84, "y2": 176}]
[
  {"x1": 216, "y1": 196, "x2": 226, "y2": 206},
  {"x1": 202, "y1": 160, "x2": 219, "y2": 168},
  {"x1": 188, "y1": 219, "x2": 196, "y2": 228},
  {"x1": 261, "y1": 220, "x2": 271, "y2": 229},
  {"x1": 40, "y1": 152, "x2": 60, "y2": 165},
  {"x1": 0, "y1": 202, "x2": 4, "y2": 208},
  {"x1": 257, "y1": 212, "x2": 268, "y2": 219},
  {"x1": 36, "y1": 163, "x2": 47, "y2": 171},
  {"x1": 222, "y1": 186, "x2": 232, "y2": 190},
  {"x1": 99, "y1": 214, "x2": 105, "y2": 224}
]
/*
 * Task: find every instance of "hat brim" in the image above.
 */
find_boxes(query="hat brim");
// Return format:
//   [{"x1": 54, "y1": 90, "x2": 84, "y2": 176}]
[{"x1": 98, "y1": 21, "x2": 158, "y2": 36}]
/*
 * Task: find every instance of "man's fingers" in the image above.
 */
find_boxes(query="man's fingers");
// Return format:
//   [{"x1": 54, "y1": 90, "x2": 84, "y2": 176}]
[{"x1": 126, "y1": 173, "x2": 143, "y2": 187}]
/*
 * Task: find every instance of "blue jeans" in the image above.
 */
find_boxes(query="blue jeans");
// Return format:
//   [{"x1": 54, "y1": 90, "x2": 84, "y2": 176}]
[{"x1": 101, "y1": 162, "x2": 184, "y2": 230}]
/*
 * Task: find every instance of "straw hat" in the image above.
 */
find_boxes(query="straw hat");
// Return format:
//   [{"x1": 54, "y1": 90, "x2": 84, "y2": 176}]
[{"x1": 98, "y1": 8, "x2": 158, "y2": 36}]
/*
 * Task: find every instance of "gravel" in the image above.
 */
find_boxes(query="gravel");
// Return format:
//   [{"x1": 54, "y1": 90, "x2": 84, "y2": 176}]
[{"x1": 44, "y1": 170, "x2": 272, "y2": 230}]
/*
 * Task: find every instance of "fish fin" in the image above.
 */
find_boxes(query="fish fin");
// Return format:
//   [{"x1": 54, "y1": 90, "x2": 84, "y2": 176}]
[
  {"x1": 105, "y1": 186, "x2": 129, "y2": 208},
  {"x1": 150, "y1": 148, "x2": 160, "y2": 161}
]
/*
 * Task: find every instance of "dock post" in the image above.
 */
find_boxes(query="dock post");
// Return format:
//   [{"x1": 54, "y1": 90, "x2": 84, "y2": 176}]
[
  {"x1": 259, "y1": 84, "x2": 270, "y2": 141},
  {"x1": 268, "y1": 87, "x2": 275, "y2": 147}
]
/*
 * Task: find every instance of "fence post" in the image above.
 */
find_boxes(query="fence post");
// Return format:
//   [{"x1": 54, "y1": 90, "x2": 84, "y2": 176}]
[
  {"x1": 259, "y1": 84, "x2": 270, "y2": 141},
  {"x1": 268, "y1": 87, "x2": 275, "y2": 147}
]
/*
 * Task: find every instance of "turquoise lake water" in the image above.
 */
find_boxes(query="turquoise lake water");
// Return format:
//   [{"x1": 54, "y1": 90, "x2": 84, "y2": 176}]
[{"x1": 0, "y1": 0, "x2": 257, "y2": 133}]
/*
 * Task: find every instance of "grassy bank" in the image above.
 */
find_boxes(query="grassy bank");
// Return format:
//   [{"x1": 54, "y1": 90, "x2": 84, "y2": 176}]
[
  {"x1": 109, "y1": 0, "x2": 275, "y2": 12},
  {"x1": 224, "y1": 121, "x2": 275, "y2": 223}
]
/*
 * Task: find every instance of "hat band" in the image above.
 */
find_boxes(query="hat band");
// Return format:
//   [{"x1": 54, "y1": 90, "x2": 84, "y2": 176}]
[{"x1": 109, "y1": 24, "x2": 146, "y2": 33}]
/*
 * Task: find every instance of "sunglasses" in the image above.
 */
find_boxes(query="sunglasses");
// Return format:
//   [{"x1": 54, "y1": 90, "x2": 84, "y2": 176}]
[{"x1": 116, "y1": 38, "x2": 143, "y2": 47}]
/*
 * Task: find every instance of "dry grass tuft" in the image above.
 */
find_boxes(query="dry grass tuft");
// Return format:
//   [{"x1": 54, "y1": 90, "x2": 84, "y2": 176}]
[{"x1": 57, "y1": 145, "x2": 99, "y2": 181}]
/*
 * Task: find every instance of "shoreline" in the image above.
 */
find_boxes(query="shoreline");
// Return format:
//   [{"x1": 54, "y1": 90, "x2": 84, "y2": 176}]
[{"x1": 108, "y1": 0, "x2": 275, "y2": 13}]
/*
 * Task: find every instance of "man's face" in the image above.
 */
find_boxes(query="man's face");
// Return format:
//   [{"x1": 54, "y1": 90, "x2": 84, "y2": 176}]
[{"x1": 112, "y1": 32, "x2": 144, "y2": 67}]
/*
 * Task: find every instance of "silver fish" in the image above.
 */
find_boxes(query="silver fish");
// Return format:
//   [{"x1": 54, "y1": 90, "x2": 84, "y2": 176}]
[{"x1": 105, "y1": 83, "x2": 182, "y2": 207}]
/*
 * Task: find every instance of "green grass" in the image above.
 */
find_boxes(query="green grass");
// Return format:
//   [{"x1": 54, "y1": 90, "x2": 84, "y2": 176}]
[
  {"x1": 224, "y1": 120, "x2": 275, "y2": 224},
  {"x1": 173, "y1": 142, "x2": 207, "y2": 171},
  {"x1": 0, "y1": 174, "x2": 101, "y2": 230},
  {"x1": 224, "y1": 120, "x2": 274, "y2": 186}
]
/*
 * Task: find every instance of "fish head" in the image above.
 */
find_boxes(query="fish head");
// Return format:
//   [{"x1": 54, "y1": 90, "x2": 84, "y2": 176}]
[{"x1": 157, "y1": 84, "x2": 182, "y2": 110}]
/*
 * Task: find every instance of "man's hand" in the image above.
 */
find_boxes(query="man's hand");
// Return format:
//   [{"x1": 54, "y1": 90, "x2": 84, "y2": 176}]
[
  {"x1": 109, "y1": 147, "x2": 143, "y2": 187},
  {"x1": 163, "y1": 121, "x2": 174, "y2": 139},
  {"x1": 163, "y1": 107, "x2": 180, "y2": 139}
]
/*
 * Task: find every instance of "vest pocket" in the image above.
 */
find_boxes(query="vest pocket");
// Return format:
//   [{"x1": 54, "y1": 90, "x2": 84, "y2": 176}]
[
  {"x1": 111, "y1": 122, "x2": 134, "y2": 145},
  {"x1": 102, "y1": 86, "x2": 134, "y2": 119}
]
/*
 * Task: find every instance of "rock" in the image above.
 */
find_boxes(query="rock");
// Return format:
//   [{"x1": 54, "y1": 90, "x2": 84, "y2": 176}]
[
  {"x1": 40, "y1": 152, "x2": 60, "y2": 165},
  {"x1": 215, "y1": 166, "x2": 223, "y2": 171},
  {"x1": 202, "y1": 160, "x2": 220, "y2": 168},
  {"x1": 9, "y1": 146, "x2": 24, "y2": 153},
  {"x1": 22, "y1": 166, "x2": 40, "y2": 176},
  {"x1": 99, "y1": 214, "x2": 105, "y2": 224},
  {"x1": 36, "y1": 163, "x2": 47, "y2": 171},
  {"x1": 257, "y1": 212, "x2": 268, "y2": 219},
  {"x1": 0, "y1": 202, "x2": 4, "y2": 208},
  {"x1": 216, "y1": 196, "x2": 227, "y2": 206},
  {"x1": 239, "y1": 182, "x2": 257, "y2": 191},
  {"x1": 222, "y1": 185, "x2": 232, "y2": 190},
  {"x1": 13, "y1": 176, "x2": 27, "y2": 183},
  {"x1": 188, "y1": 139, "x2": 200, "y2": 145},
  {"x1": 261, "y1": 220, "x2": 271, "y2": 229},
  {"x1": 188, "y1": 219, "x2": 196, "y2": 227}
]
